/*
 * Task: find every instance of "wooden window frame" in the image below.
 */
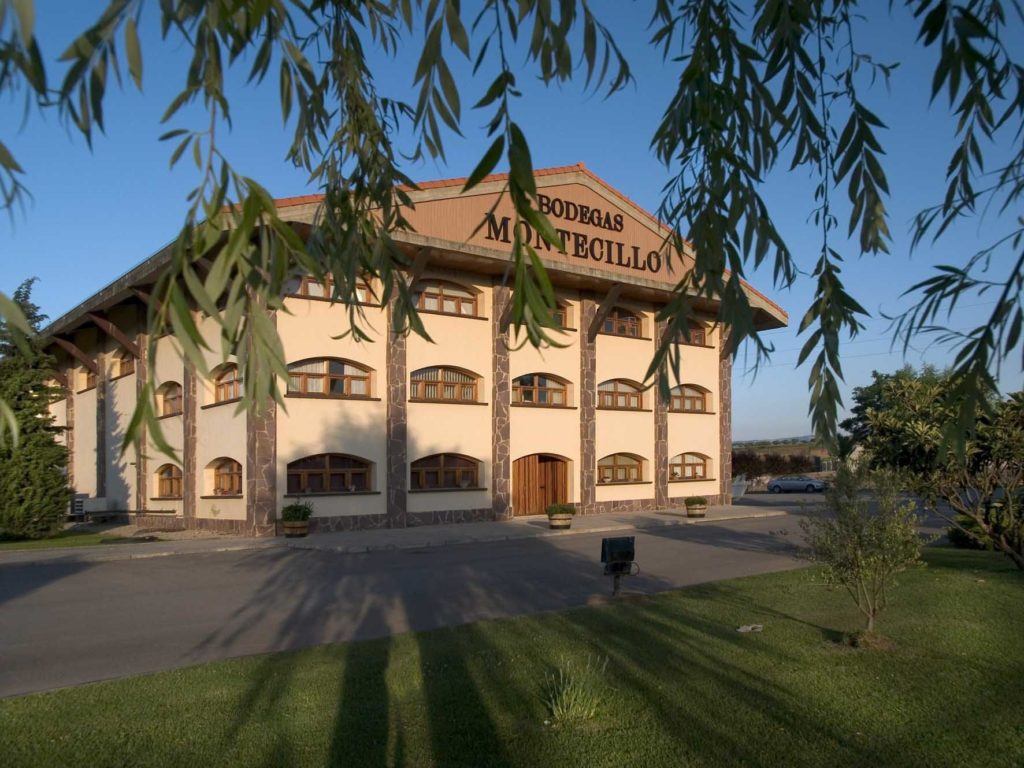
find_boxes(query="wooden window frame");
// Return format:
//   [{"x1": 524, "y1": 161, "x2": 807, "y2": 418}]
[
  {"x1": 115, "y1": 351, "x2": 135, "y2": 378},
  {"x1": 286, "y1": 275, "x2": 375, "y2": 304},
  {"x1": 676, "y1": 324, "x2": 709, "y2": 347},
  {"x1": 286, "y1": 358, "x2": 372, "y2": 398},
  {"x1": 409, "y1": 366, "x2": 479, "y2": 403},
  {"x1": 155, "y1": 464, "x2": 182, "y2": 499},
  {"x1": 597, "y1": 379, "x2": 643, "y2": 410},
  {"x1": 597, "y1": 453, "x2": 644, "y2": 484},
  {"x1": 601, "y1": 307, "x2": 642, "y2": 338},
  {"x1": 213, "y1": 459, "x2": 243, "y2": 496},
  {"x1": 512, "y1": 373, "x2": 568, "y2": 407},
  {"x1": 410, "y1": 453, "x2": 480, "y2": 490},
  {"x1": 286, "y1": 453, "x2": 372, "y2": 494},
  {"x1": 670, "y1": 385, "x2": 710, "y2": 413},
  {"x1": 414, "y1": 281, "x2": 478, "y2": 318},
  {"x1": 214, "y1": 365, "x2": 241, "y2": 403},
  {"x1": 81, "y1": 370, "x2": 97, "y2": 391},
  {"x1": 159, "y1": 382, "x2": 183, "y2": 417},
  {"x1": 670, "y1": 453, "x2": 710, "y2": 481}
]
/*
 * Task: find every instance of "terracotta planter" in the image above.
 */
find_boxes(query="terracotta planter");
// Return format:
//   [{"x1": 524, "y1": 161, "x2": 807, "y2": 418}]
[
  {"x1": 548, "y1": 513, "x2": 574, "y2": 530},
  {"x1": 685, "y1": 504, "x2": 707, "y2": 518},
  {"x1": 282, "y1": 520, "x2": 310, "y2": 538}
]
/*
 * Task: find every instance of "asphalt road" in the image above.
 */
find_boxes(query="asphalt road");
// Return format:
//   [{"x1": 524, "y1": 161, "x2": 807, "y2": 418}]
[{"x1": 0, "y1": 508, "x2": 812, "y2": 698}]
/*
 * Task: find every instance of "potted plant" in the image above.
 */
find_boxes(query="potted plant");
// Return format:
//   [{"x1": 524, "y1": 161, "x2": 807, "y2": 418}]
[
  {"x1": 546, "y1": 503, "x2": 576, "y2": 530},
  {"x1": 280, "y1": 501, "x2": 314, "y2": 537},
  {"x1": 685, "y1": 496, "x2": 708, "y2": 518}
]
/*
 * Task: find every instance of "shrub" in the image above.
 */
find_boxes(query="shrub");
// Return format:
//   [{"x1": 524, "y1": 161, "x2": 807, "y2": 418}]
[
  {"x1": 685, "y1": 496, "x2": 707, "y2": 507},
  {"x1": 543, "y1": 655, "x2": 608, "y2": 725},
  {"x1": 546, "y1": 503, "x2": 575, "y2": 516},
  {"x1": 947, "y1": 514, "x2": 988, "y2": 550},
  {"x1": 280, "y1": 502, "x2": 314, "y2": 522},
  {"x1": 800, "y1": 466, "x2": 925, "y2": 636},
  {"x1": 0, "y1": 279, "x2": 69, "y2": 540}
]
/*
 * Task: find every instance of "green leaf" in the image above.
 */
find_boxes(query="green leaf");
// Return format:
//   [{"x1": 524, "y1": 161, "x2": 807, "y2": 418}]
[
  {"x1": 13, "y1": 0, "x2": 34, "y2": 44},
  {"x1": 463, "y1": 135, "x2": 504, "y2": 191},
  {"x1": 125, "y1": 17, "x2": 143, "y2": 89}
]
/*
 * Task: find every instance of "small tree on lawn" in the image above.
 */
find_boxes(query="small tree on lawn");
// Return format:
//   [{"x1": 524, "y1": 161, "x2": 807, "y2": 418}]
[
  {"x1": 0, "y1": 279, "x2": 70, "y2": 540},
  {"x1": 800, "y1": 466, "x2": 924, "y2": 638}
]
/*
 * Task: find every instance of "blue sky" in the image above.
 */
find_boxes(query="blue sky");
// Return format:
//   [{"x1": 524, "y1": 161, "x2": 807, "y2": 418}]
[{"x1": 1, "y1": 2, "x2": 1021, "y2": 440}]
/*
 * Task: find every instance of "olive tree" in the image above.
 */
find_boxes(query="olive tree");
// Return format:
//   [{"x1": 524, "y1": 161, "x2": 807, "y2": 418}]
[
  {"x1": 0, "y1": 0, "x2": 1021, "y2": 456},
  {"x1": 800, "y1": 466, "x2": 925, "y2": 636}
]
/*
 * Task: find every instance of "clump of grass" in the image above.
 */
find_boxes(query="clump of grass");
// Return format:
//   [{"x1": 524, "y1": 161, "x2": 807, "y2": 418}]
[{"x1": 543, "y1": 655, "x2": 609, "y2": 725}]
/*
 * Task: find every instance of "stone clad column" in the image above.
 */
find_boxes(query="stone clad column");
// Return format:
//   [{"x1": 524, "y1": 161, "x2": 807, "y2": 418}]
[
  {"x1": 246, "y1": 400, "x2": 277, "y2": 536},
  {"x1": 182, "y1": 362, "x2": 197, "y2": 522},
  {"x1": 491, "y1": 283, "x2": 512, "y2": 520},
  {"x1": 578, "y1": 294, "x2": 597, "y2": 514},
  {"x1": 65, "y1": 372, "x2": 75, "y2": 492},
  {"x1": 134, "y1": 329, "x2": 148, "y2": 512},
  {"x1": 95, "y1": 350, "x2": 107, "y2": 499},
  {"x1": 654, "y1": 317, "x2": 669, "y2": 508},
  {"x1": 386, "y1": 303, "x2": 408, "y2": 528},
  {"x1": 718, "y1": 332, "x2": 733, "y2": 505},
  {"x1": 246, "y1": 310, "x2": 278, "y2": 537}
]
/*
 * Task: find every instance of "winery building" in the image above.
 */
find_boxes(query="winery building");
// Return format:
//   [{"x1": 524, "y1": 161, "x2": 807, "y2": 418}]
[{"x1": 41, "y1": 164, "x2": 787, "y2": 536}]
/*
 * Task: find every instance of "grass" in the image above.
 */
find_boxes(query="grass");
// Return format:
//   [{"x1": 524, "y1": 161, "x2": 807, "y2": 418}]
[
  {"x1": 2, "y1": 547, "x2": 1022, "y2": 767},
  {"x1": 0, "y1": 529, "x2": 148, "y2": 551}
]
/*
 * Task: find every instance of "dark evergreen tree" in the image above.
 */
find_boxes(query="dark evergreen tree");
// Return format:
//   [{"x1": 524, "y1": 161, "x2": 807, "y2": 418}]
[{"x1": 0, "y1": 279, "x2": 69, "y2": 540}]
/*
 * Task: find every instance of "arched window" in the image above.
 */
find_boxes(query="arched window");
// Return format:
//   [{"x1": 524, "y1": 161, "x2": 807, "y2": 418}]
[
  {"x1": 670, "y1": 384, "x2": 711, "y2": 413},
  {"x1": 414, "y1": 280, "x2": 478, "y2": 317},
  {"x1": 287, "y1": 358, "x2": 372, "y2": 397},
  {"x1": 285, "y1": 274, "x2": 374, "y2": 303},
  {"x1": 669, "y1": 453, "x2": 712, "y2": 481},
  {"x1": 287, "y1": 454, "x2": 371, "y2": 494},
  {"x1": 211, "y1": 458, "x2": 242, "y2": 496},
  {"x1": 598, "y1": 453, "x2": 644, "y2": 484},
  {"x1": 214, "y1": 364, "x2": 241, "y2": 403},
  {"x1": 411, "y1": 454, "x2": 480, "y2": 490},
  {"x1": 158, "y1": 382, "x2": 183, "y2": 416},
  {"x1": 676, "y1": 323, "x2": 708, "y2": 346},
  {"x1": 512, "y1": 373, "x2": 568, "y2": 406},
  {"x1": 598, "y1": 379, "x2": 643, "y2": 410},
  {"x1": 155, "y1": 464, "x2": 182, "y2": 499},
  {"x1": 410, "y1": 366, "x2": 479, "y2": 402},
  {"x1": 116, "y1": 350, "x2": 135, "y2": 378},
  {"x1": 601, "y1": 307, "x2": 642, "y2": 337}
]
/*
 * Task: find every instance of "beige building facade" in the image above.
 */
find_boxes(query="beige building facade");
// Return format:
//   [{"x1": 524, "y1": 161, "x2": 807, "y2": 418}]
[{"x1": 42, "y1": 164, "x2": 787, "y2": 536}]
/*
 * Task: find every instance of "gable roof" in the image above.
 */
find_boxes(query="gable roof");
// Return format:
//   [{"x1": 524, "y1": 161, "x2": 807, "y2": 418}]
[{"x1": 41, "y1": 163, "x2": 787, "y2": 338}]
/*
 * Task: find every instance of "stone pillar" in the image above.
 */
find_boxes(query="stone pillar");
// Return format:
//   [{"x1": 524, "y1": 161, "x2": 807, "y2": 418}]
[
  {"x1": 579, "y1": 294, "x2": 597, "y2": 514},
  {"x1": 95, "y1": 351, "x2": 107, "y2": 499},
  {"x1": 718, "y1": 334, "x2": 733, "y2": 505},
  {"x1": 386, "y1": 303, "x2": 408, "y2": 528},
  {"x1": 654, "y1": 318, "x2": 669, "y2": 508},
  {"x1": 134, "y1": 330, "x2": 148, "y2": 512},
  {"x1": 65, "y1": 372, "x2": 75, "y2": 492},
  {"x1": 246, "y1": 399, "x2": 277, "y2": 537},
  {"x1": 491, "y1": 283, "x2": 512, "y2": 520},
  {"x1": 182, "y1": 362, "x2": 197, "y2": 522}
]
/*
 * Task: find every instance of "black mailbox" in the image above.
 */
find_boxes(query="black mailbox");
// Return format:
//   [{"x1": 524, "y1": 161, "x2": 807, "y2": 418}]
[{"x1": 601, "y1": 536, "x2": 635, "y2": 564}]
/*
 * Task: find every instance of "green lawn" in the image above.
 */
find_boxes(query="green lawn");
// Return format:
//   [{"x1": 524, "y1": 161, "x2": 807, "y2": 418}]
[
  {"x1": 0, "y1": 529, "x2": 147, "y2": 551},
  {"x1": 3, "y1": 548, "x2": 1022, "y2": 768}
]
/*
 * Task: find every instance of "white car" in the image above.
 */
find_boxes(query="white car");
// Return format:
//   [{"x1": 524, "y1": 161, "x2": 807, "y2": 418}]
[{"x1": 767, "y1": 475, "x2": 826, "y2": 493}]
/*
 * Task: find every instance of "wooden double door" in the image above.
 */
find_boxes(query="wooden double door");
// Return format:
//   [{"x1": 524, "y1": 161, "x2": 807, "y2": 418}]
[{"x1": 512, "y1": 454, "x2": 569, "y2": 516}]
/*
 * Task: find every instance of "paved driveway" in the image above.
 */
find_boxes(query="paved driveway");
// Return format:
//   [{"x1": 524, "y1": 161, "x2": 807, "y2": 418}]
[{"x1": 0, "y1": 510, "x2": 811, "y2": 698}]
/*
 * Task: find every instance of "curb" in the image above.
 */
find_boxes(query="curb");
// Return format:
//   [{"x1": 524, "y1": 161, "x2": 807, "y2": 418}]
[
  {"x1": 0, "y1": 509, "x2": 789, "y2": 565},
  {"x1": 287, "y1": 509, "x2": 790, "y2": 555}
]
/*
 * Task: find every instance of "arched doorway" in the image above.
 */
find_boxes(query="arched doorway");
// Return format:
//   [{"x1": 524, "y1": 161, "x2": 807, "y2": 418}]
[{"x1": 512, "y1": 454, "x2": 569, "y2": 516}]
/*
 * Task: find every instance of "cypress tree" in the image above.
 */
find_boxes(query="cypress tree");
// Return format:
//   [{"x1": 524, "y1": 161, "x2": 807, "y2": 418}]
[{"x1": 0, "y1": 279, "x2": 70, "y2": 539}]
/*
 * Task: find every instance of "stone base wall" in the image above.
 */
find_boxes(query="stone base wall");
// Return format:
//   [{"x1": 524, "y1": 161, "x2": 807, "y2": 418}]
[
  {"x1": 309, "y1": 514, "x2": 389, "y2": 533},
  {"x1": 407, "y1": 508, "x2": 495, "y2": 527}
]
